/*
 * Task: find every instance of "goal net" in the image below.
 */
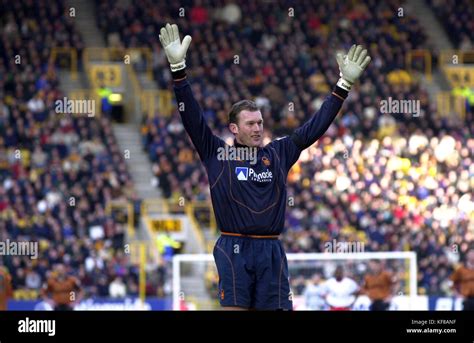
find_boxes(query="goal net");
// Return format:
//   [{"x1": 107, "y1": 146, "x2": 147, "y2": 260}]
[{"x1": 172, "y1": 251, "x2": 418, "y2": 310}]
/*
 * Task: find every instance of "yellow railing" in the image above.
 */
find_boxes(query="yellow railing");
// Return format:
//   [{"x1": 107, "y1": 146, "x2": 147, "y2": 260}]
[
  {"x1": 439, "y1": 50, "x2": 474, "y2": 88},
  {"x1": 105, "y1": 200, "x2": 135, "y2": 238},
  {"x1": 50, "y1": 47, "x2": 78, "y2": 80},
  {"x1": 52, "y1": 47, "x2": 173, "y2": 118},
  {"x1": 141, "y1": 198, "x2": 170, "y2": 216},
  {"x1": 127, "y1": 241, "x2": 161, "y2": 301},
  {"x1": 82, "y1": 47, "x2": 153, "y2": 79},
  {"x1": 13, "y1": 289, "x2": 39, "y2": 300},
  {"x1": 437, "y1": 92, "x2": 467, "y2": 119},
  {"x1": 126, "y1": 62, "x2": 141, "y2": 101},
  {"x1": 406, "y1": 49, "x2": 432, "y2": 81},
  {"x1": 128, "y1": 241, "x2": 160, "y2": 264},
  {"x1": 82, "y1": 48, "x2": 153, "y2": 120},
  {"x1": 82, "y1": 47, "x2": 143, "y2": 101},
  {"x1": 140, "y1": 198, "x2": 216, "y2": 253},
  {"x1": 140, "y1": 90, "x2": 173, "y2": 117},
  {"x1": 406, "y1": 50, "x2": 474, "y2": 83},
  {"x1": 442, "y1": 65, "x2": 474, "y2": 88},
  {"x1": 140, "y1": 199, "x2": 215, "y2": 227},
  {"x1": 185, "y1": 204, "x2": 207, "y2": 251},
  {"x1": 439, "y1": 50, "x2": 474, "y2": 67},
  {"x1": 187, "y1": 201, "x2": 217, "y2": 237}
]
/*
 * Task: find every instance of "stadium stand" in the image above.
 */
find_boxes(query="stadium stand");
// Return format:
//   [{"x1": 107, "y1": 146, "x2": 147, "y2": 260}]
[
  {"x1": 0, "y1": 0, "x2": 147, "y2": 300},
  {"x1": 95, "y1": 0, "x2": 474, "y2": 297},
  {"x1": 426, "y1": 0, "x2": 473, "y2": 50},
  {"x1": 1, "y1": 0, "x2": 473, "y2": 309}
]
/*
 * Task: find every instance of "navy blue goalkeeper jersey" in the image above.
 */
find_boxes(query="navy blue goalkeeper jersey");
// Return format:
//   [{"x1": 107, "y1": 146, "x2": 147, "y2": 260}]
[{"x1": 174, "y1": 78, "x2": 346, "y2": 236}]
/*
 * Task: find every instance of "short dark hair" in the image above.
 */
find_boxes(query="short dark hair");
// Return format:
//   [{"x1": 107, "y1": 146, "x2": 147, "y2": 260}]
[{"x1": 228, "y1": 100, "x2": 258, "y2": 125}]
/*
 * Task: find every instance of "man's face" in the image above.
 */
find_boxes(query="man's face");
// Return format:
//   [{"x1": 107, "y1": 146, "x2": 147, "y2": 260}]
[
  {"x1": 230, "y1": 110, "x2": 264, "y2": 147},
  {"x1": 56, "y1": 265, "x2": 65, "y2": 278},
  {"x1": 369, "y1": 261, "x2": 381, "y2": 273}
]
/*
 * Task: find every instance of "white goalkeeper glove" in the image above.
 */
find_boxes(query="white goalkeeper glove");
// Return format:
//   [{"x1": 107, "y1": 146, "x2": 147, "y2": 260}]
[
  {"x1": 159, "y1": 23, "x2": 192, "y2": 72},
  {"x1": 336, "y1": 44, "x2": 371, "y2": 91}
]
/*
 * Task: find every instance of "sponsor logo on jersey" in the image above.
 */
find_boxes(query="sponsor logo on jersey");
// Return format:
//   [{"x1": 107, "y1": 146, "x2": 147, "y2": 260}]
[{"x1": 235, "y1": 167, "x2": 273, "y2": 182}]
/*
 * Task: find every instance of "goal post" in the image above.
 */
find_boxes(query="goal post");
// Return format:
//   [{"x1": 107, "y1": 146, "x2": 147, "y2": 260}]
[{"x1": 173, "y1": 251, "x2": 417, "y2": 310}]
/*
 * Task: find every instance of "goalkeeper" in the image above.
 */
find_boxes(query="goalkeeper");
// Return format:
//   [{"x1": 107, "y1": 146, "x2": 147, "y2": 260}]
[{"x1": 159, "y1": 23, "x2": 371, "y2": 310}]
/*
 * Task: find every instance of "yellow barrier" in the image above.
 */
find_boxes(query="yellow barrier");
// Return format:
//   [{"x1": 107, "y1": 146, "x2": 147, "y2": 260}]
[
  {"x1": 105, "y1": 200, "x2": 135, "y2": 238},
  {"x1": 126, "y1": 63, "x2": 141, "y2": 102},
  {"x1": 406, "y1": 49, "x2": 432, "y2": 81},
  {"x1": 187, "y1": 201, "x2": 217, "y2": 237},
  {"x1": 129, "y1": 241, "x2": 160, "y2": 264},
  {"x1": 140, "y1": 199, "x2": 217, "y2": 252},
  {"x1": 437, "y1": 92, "x2": 467, "y2": 120},
  {"x1": 50, "y1": 47, "x2": 78, "y2": 80},
  {"x1": 84, "y1": 48, "x2": 173, "y2": 118},
  {"x1": 82, "y1": 48, "x2": 151, "y2": 115},
  {"x1": 443, "y1": 65, "x2": 474, "y2": 88},
  {"x1": 83, "y1": 47, "x2": 153, "y2": 79},
  {"x1": 88, "y1": 64, "x2": 123, "y2": 88},
  {"x1": 439, "y1": 50, "x2": 474, "y2": 88},
  {"x1": 127, "y1": 240, "x2": 162, "y2": 300},
  {"x1": 141, "y1": 198, "x2": 170, "y2": 216},
  {"x1": 185, "y1": 204, "x2": 207, "y2": 252},
  {"x1": 140, "y1": 90, "x2": 173, "y2": 118},
  {"x1": 439, "y1": 50, "x2": 474, "y2": 67},
  {"x1": 54, "y1": 47, "x2": 174, "y2": 118},
  {"x1": 13, "y1": 289, "x2": 39, "y2": 300}
]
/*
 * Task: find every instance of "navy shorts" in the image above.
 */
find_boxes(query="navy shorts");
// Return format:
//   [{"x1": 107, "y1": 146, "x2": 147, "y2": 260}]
[{"x1": 213, "y1": 234, "x2": 292, "y2": 310}]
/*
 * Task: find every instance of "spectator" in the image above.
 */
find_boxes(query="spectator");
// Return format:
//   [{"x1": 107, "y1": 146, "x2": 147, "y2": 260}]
[{"x1": 109, "y1": 276, "x2": 127, "y2": 298}]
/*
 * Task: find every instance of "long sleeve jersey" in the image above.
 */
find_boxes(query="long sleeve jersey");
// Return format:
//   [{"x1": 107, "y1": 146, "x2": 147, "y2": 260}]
[{"x1": 173, "y1": 78, "x2": 347, "y2": 235}]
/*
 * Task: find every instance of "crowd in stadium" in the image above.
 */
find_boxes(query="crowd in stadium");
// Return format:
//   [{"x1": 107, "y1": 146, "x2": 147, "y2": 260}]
[
  {"x1": 0, "y1": 0, "x2": 472, "y2": 306},
  {"x1": 427, "y1": 0, "x2": 473, "y2": 50},
  {"x1": 135, "y1": 0, "x2": 474, "y2": 296},
  {"x1": 0, "y1": 0, "x2": 160, "y2": 300}
]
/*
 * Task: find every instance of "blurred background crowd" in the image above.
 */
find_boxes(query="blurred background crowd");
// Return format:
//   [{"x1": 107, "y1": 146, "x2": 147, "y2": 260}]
[{"x1": 0, "y1": 0, "x2": 472, "y2": 304}]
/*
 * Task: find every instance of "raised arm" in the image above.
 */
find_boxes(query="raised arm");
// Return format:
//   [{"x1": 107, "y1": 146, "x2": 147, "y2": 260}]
[
  {"x1": 291, "y1": 45, "x2": 371, "y2": 151},
  {"x1": 159, "y1": 23, "x2": 222, "y2": 162}
]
